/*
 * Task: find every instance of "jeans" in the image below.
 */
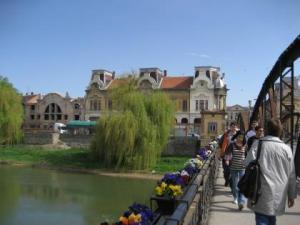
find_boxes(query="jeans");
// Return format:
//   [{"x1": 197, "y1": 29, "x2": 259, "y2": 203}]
[
  {"x1": 230, "y1": 169, "x2": 245, "y2": 204},
  {"x1": 255, "y1": 212, "x2": 276, "y2": 225}
]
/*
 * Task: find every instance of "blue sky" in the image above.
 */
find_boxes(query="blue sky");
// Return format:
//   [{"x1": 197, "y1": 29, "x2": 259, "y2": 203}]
[{"x1": 1, "y1": 0, "x2": 299, "y2": 106}]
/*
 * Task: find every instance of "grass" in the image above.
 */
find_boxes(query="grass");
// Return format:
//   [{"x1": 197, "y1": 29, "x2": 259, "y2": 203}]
[{"x1": 0, "y1": 146, "x2": 189, "y2": 174}]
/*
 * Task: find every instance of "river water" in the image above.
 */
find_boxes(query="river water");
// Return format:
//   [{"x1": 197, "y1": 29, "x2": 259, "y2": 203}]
[{"x1": 0, "y1": 165, "x2": 156, "y2": 225}]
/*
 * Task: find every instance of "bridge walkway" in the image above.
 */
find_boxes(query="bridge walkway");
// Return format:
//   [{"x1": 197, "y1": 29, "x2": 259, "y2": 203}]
[{"x1": 208, "y1": 165, "x2": 300, "y2": 225}]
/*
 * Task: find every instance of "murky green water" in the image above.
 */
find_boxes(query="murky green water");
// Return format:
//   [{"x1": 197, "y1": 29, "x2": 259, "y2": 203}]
[{"x1": 0, "y1": 165, "x2": 156, "y2": 225}]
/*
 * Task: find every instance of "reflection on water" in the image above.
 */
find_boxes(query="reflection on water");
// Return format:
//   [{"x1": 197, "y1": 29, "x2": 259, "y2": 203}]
[{"x1": 0, "y1": 165, "x2": 156, "y2": 225}]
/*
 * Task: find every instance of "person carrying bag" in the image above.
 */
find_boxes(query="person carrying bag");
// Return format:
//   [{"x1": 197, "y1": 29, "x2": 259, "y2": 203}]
[{"x1": 238, "y1": 140, "x2": 262, "y2": 205}]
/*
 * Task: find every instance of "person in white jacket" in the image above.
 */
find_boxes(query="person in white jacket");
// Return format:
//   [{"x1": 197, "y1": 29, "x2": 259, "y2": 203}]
[{"x1": 245, "y1": 118, "x2": 297, "y2": 225}]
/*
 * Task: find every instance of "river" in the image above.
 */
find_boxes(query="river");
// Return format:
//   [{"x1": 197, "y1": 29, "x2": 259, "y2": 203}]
[{"x1": 0, "y1": 165, "x2": 156, "y2": 225}]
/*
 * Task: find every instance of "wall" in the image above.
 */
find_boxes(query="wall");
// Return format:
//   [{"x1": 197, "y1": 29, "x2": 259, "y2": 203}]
[
  {"x1": 163, "y1": 137, "x2": 197, "y2": 156},
  {"x1": 24, "y1": 132, "x2": 60, "y2": 145}
]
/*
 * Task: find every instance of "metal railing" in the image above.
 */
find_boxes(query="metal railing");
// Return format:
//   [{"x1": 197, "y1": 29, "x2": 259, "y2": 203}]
[{"x1": 153, "y1": 151, "x2": 219, "y2": 225}]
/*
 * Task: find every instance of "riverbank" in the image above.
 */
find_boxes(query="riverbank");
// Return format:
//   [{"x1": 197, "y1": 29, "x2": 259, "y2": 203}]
[{"x1": 0, "y1": 145, "x2": 189, "y2": 180}]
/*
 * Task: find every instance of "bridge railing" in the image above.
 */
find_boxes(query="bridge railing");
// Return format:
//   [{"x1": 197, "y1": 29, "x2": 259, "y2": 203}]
[{"x1": 153, "y1": 151, "x2": 219, "y2": 225}]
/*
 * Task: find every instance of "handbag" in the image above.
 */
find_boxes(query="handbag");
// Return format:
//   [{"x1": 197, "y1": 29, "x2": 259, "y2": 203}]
[{"x1": 238, "y1": 140, "x2": 262, "y2": 205}]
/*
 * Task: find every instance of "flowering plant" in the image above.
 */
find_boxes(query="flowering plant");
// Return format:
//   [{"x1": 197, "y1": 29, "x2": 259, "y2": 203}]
[
  {"x1": 155, "y1": 181, "x2": 183, "y2": 197},
  {"x1": 118, "y1": 203, "x2": 154, "y2": 225}
]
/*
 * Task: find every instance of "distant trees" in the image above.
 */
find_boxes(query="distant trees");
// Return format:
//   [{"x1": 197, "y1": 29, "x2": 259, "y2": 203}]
[
  {"x1": 90, "y1": 78, "x2": 174, "y2": 170},
  {"x1": 0, "y1": 76, "x2": 24, "y2": 145}
]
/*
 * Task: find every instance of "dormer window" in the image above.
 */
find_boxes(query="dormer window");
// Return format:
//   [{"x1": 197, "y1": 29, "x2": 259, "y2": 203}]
[
  {"x1": 100, "y1": 74, "x2": 104, "y2": 82},
  {"x1": 206, "y1": 70, "x2": 210, "y2": 79},
  {"x1": 150, "y1": 72, "x2": 156, "y2": 81}
]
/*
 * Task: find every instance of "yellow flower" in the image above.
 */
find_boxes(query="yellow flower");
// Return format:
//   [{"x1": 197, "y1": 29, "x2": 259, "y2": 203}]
[
  {"x1": 155, "y1": 186, "x2": 163, "y2": 196},
  {"x1": 168, "y1": 184, "x2": 183, "y2": 197},
  {"x1": 161, "y1": 182, "x2": 167, "y2": 190}
]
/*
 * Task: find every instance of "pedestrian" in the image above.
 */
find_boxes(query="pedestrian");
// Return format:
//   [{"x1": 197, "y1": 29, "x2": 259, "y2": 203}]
[
  {"x1": 246, "y1": 125, "x2": 264, "y2": 153},
  {"x1": 245, "y1": 120, "x2": 258, "y2": 141},
  {"x1": 225, "y1": 130, "x2": 246, "y2": 210},
  {"x1": 245, "y1": 118, "x2": 296, "y2": 225},
  {"x1": 218, "y1": 122, "x2": 238, "y2": 187}
]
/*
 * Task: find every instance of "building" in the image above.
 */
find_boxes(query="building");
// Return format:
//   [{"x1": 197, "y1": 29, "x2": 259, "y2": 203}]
[
  {"x1": 84, "y1": 66, "x2": 228, "y2": 144},
  {"x1": 226, "y1": 104, "x2": 251, "y2": 129},
  {"x1": 23, "y1": 92, "x2": 84, "y2": 130}
]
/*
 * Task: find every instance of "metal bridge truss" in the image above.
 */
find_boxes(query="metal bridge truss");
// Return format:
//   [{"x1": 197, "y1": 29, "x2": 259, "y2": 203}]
[{"x1": 248, "y1": 35, "x2": 300, "y2": 151}]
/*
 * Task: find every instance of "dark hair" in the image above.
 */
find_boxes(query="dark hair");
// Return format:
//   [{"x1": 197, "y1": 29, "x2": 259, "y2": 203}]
[
  {"x1": 230, "y1": 121, "x2": 237, "y2": 126},
  {"x1": 266, "y1": 118, "x2": 282, "y2": 137},
  {"x1": 254, "y1": 125, "x2": 263, "y2": 131},
  {"x1": 231, "y1": 130, "x2": 246, "y2": 145}
]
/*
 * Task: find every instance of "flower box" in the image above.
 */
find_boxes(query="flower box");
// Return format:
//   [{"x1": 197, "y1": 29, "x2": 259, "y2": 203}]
[{"x1": 150, "y1": 195, "x2": 177, "y2": 215}]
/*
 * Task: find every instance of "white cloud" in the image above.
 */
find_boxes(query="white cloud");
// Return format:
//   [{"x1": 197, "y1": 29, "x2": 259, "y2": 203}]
[{"x1": 184, "y1": 52, "x2": 211, "y2": 58}]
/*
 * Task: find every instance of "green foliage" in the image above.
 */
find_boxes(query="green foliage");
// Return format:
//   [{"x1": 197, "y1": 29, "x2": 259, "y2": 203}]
[
  {"x1": 0, "y1": 76, "x2": 24, "y2": 145},
  {"x1": 91, "y1": 80, "x2": 174, "y2": 170}
]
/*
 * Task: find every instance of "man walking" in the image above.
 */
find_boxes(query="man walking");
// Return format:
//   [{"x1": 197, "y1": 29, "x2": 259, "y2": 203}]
[{"x1": 245, "y1": 118, "x2": 296, "y2": 225}]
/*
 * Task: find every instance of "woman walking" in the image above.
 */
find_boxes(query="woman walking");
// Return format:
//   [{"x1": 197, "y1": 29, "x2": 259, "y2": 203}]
[{"x1": 225, "y1": 130, "x2": 247, "y2": 210}]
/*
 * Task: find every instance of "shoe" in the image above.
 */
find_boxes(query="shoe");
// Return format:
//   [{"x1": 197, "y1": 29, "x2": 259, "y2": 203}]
[
  {"x1": 238, "y1": 204, "x2": 244, "y2": 211},
  {"x1": 233, "y1": 198, "x2": 238, "y2": 204}
]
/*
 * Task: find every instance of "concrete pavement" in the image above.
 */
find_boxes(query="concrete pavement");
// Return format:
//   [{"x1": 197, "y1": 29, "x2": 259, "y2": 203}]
[{"x1": 208, "y1": 166, "x2": 300, "y2": 225}]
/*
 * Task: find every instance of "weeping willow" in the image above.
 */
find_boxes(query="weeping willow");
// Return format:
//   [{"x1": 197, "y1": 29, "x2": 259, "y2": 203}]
[
  {"x1": 0, "y1": 77, "x2": 24, "y2": 145},
  {"x1": 91, "y1": 79, "x2": 174, "y2": 170}
]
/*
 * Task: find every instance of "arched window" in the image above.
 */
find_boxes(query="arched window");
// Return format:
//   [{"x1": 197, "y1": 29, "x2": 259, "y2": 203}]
[
  {"x1": 181, "y1": 118, "x2": 188, "y2": 124},
  {"x1": 44, "y1": 103, "x2": 62, "y2": 121},
  {"x1": 74, "y1": 103, "x2": 80, "y2": 110}
]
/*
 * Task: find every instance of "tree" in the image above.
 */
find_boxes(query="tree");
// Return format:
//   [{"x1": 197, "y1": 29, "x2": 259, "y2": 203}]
[
  {"x1": 90, "y1": 78, "x2": 174, "y2": 170},
  {"x1": 0, "y1": 76, "x2": 24, "y2": 145}
]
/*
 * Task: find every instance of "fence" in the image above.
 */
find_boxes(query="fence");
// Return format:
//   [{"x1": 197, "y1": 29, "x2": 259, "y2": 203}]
[{"x1": 152, "y1": 151, "x2": 219, "y2": 225}]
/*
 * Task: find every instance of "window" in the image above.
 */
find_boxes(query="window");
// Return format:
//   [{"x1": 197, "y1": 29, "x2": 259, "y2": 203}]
[
  {"x1": 195, "y1": 100, "x2": 208, "y2": 111},
  {"x1": 30, "y1": 115, "x2": 35, "y2": 120},
  {"x1": 208, "y1": 122, "x2": 217, "y2": 133},
  {"x1": 30, "y1": 105, "x2": 35, "y2": 111},
  {"x1": 108, "y1": 99, "x2": 112, "y2": 110},
  {"x1": 44, "y1": 103, "x2": 62, "y2": 121},
  {"x1": 64, "y1": 115, "x2": 68, "y2": 120},
  {"x1": 90, "y1": 99, "x2": 101, "y2": 111},
  {"x1": 194, "y1": 118, "x2": 201, "y2": 124},
  {"x1": 74, "y1": 103, "x2": 80, "y2": 110},
  {"x1": 74, "y1": 115, "x2": 80, "y2": 120},
  {"x1": 181, "y1": 118, "x2": 188, "y2": 124},
  {"x1": 182, "y1": 100, "x2": 188, "y2": 112}
]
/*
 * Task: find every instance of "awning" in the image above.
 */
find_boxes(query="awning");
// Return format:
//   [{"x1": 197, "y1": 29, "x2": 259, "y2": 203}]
[{"x1": 66, "y1": 120, "x2": 97, "y2": 128}]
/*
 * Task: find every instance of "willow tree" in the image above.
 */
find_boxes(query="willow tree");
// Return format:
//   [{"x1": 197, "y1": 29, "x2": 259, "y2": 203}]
[
  {"x1": 0, "y1": 76, "x2": 24, "y2": 145},
  {"x1": 90, "y1": 78, "x2": 174, "y2": 170}
]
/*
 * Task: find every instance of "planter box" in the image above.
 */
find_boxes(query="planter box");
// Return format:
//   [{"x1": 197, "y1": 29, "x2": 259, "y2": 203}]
[{"x1": 150, "y1": 196, "x2": 177, "y2": 215}]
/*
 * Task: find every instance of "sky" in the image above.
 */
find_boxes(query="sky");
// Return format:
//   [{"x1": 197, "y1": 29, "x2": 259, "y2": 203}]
[{"x1": 0, "y1": 0, "x2": 300, "y2": 106}]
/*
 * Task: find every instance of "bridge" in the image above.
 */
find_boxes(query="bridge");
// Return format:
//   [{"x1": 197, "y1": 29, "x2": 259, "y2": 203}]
[{"x1": 148, "y1": 35, "x2": 300, "y2": 225}]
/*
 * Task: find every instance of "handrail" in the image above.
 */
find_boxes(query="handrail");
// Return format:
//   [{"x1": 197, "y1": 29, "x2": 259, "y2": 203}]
[{"x1": 164, "y1": 152, "x2": 218, "y2": 225}]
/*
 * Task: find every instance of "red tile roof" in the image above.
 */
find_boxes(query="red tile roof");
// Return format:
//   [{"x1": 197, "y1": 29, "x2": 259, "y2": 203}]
[
  {"x1": 23, "y1": 94, "x2": 40, "y2": 104},
  {"x1": 161, "y1": 77, "x2": 193, "y2": 89}
]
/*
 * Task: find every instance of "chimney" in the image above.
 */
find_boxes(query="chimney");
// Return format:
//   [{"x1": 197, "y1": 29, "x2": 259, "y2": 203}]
[
  {"x1": 31, "y1": 92, "x2": 34, "y2": 95},
  {"x1": 163, "y1": 70, "x2": 167, "y2": 77},
  {"x1": 112, "y1": 71, "x2": 115, "y2": 79}
]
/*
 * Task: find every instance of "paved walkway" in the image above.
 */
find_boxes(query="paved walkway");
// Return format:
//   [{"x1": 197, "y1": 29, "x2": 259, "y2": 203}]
[{"x1": 208, "y1": 165, "x2": 300, "y2": 225}]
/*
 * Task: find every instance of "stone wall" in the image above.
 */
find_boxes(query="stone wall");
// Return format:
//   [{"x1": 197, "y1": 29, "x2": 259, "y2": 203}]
[
  {"x1": 59, "y1": 134, "x2": 93, "y2": 148},
  {"x1": 163, "y1": 137, "x2": 197, "y2": 156},
  {"x1": 24, "y1": 132, "x2": 60, "y2": 145}
]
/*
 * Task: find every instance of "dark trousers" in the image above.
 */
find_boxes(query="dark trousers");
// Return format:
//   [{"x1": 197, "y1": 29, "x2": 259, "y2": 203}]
[{"x1": 222, "y1": 158, "x2": 231, "y2": 186}]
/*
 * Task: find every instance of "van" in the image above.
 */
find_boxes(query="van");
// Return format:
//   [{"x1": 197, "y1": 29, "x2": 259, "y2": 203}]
[{"x1": 54, "y1": 123, "x2": 67, "y2": 134}]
